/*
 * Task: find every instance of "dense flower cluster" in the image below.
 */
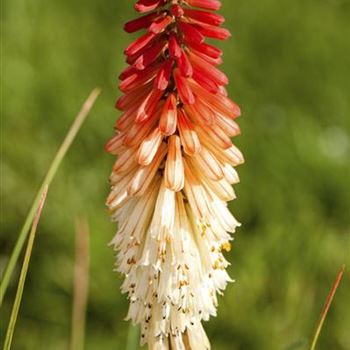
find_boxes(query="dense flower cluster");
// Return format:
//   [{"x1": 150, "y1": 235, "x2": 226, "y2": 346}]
[{"x1": 106, "y1": 0, "x2": 243, "y2": 348}]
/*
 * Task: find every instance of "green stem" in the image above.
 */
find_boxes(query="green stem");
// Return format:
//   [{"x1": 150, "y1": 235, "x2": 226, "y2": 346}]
[
  {"x1": 0, "y1": 88, "x2": 100, "y2": 306},
  {"x1": 126, "y1": 324, "x2": 139, "y2": 350},
  {"x1": 3, "y1": 186, "x2": 48, "y2": 350}
]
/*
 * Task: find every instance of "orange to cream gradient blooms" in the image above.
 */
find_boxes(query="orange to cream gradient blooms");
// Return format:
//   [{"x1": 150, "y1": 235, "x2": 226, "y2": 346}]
[{"x1": 105, "y1": 0, "x2": 244, "y2": 348}]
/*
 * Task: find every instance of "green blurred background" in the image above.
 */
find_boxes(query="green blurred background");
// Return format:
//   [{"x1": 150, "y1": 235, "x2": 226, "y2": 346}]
[{"x1": 2, "y1": 0, "x2": 350, "y2": 349}]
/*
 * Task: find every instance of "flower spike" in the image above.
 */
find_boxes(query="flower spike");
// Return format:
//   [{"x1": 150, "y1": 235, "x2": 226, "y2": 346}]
[{"x1": 106, "y1": 1, "x2": 243, "y2": 349}]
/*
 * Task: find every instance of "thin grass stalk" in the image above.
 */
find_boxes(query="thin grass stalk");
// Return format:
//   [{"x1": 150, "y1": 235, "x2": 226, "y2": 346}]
[
  {"x1": 3, "y1": 186, "x2": 48, "y2": 350},
  {"x1": 0, "y1": 88, "x2": 100, "y2": 306},
  {"x1": 310, "y1": 265, "x2": 345, "y2": 350},
  {"x1": 70, "y1": 217, "x2": 90, "y2": 350}
]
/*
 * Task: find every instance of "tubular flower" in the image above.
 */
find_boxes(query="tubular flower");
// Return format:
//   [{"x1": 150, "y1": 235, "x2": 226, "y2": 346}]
[{"x1": 106, "y1": 0, "x2": 244, "y2": 348}]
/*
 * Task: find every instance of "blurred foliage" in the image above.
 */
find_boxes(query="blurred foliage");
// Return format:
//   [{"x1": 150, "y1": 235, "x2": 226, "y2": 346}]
[{"x1": 2, "y1": 0, "x2": 350, "y2": 349}]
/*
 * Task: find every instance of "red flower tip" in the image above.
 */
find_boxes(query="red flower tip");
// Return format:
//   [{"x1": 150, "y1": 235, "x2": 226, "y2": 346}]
[
  {"x1": 194, "y1": 22, "x2": 231, "y2": 40},
  {"x1": 187, "y1": 0, "x2": 222, "y2": 11},
  {"x1": 133, "y1": 40, "x2": 167, "y2": 70},
  {"x1": 118, "y1": 0, "x2": 240, "y2": 144},
  {"x1": 134, "y1": 0, "x2": 167, "y2": 13},
  {"x1": 177, "y1": 49, "x2": 193, "y2": 77},
  {"x1": 124, "y1": 32, "x2": 156, "y2": 56},
  {"x1": 148, "y1": 15, "x2": 173, "y2": 34},
  {"x1": 124, "y1": 12, "x2": 160, "y2": 33},
  {"x1": 174, "y1": 68, "x2": 195, "y2": 105},
  {"x1": 183, "y1": 9, "x2": 225, "y2": 26},
  {"x1": 169, "y1": 34, "x2": 182, "y2": 58},
  {"x1": 178, "y1": 21, "x2": 205, "y2": 45},
  {"x1": 154, "y1": 59, "x2": 173, "y2": 91},
  {"x1": 170, "y1": 4, "x2": 184, "y2": 17}
]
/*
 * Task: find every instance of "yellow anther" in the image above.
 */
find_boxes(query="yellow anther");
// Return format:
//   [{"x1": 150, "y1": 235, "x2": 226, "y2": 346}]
[{"x1": 221, "y1": 242, "x2": 232, "y2": 252}]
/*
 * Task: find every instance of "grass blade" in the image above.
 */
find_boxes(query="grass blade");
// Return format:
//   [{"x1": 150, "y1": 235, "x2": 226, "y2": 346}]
[
  {"x1": 310, "y1": 265, "x2": 345, "y2": 350},
  {"x1": 0, "y1": 88, "x2": 101, "y2": 306},
  {"x1": 70, "y1": 217, "x2": 90, "y2": 350},
  {"x1": 3, "y1": 186, "x2": 48, "y2": 350}
]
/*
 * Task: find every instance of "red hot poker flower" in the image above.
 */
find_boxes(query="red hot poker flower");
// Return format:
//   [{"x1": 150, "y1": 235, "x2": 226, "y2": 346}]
[{"x1": 106, "y1": 1, "x2": 244, "y2": 349}]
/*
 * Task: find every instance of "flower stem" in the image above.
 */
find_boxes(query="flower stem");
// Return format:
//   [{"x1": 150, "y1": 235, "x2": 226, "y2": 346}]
[
  {"x1": 126, "y1": 324, "x2": 139, "y2": 350},
  {"x1": 0, "y1": 88, "x2": 100, "y2": 306}
]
